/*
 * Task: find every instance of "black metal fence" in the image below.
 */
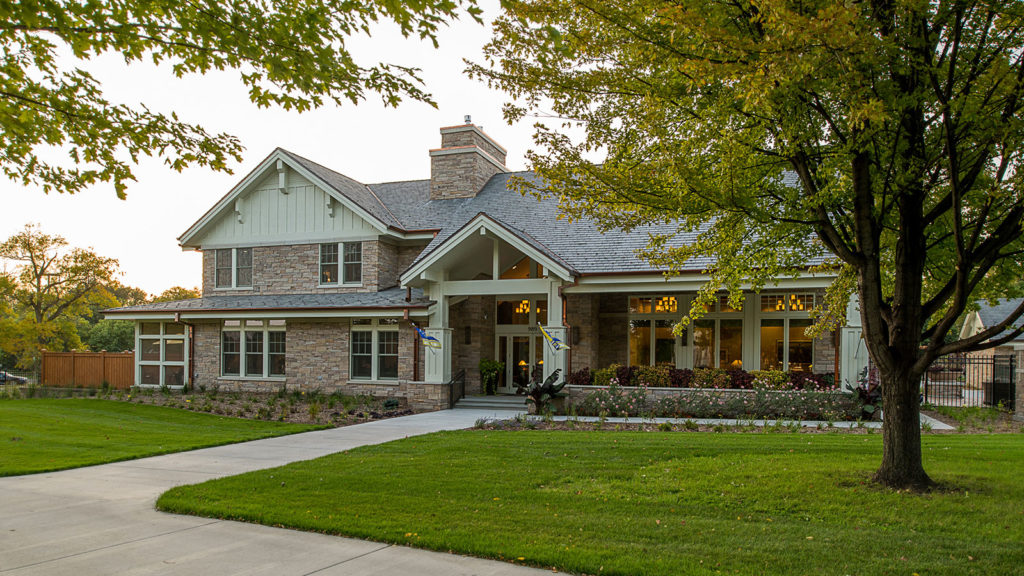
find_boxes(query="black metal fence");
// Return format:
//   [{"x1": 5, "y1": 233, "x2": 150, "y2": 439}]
[{"x1": 921, "y1": 354, "x2": 1015, "y2": 409}]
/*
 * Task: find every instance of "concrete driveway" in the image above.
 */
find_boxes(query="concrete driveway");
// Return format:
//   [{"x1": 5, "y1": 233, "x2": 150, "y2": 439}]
[{"x1": 0, "y1": 409, "x2": 545, "y2": 575}]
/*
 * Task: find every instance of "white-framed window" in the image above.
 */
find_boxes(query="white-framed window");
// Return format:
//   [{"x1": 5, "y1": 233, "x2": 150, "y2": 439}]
[
  {"x1": 628, "y1": 296, "x2": 682, "y2": 367},
  {"x1": 350, "y1": 318, "x2": 399, "y2": 380},
  {"x1": 214, "y1": 248, "x2": 253, "y2": 289},
  {"x1": 320, "y1": 242, "x2": 362, "y2": 285},
  {"x1": 759, "y1": 294, "x2": 815, "y2": 371},
  {"x1": 137, "y1": 322, "x2": 189, "y2": 387},
  {"x1": 221, "y1": 320, "x2": 285, "y2": 378}
]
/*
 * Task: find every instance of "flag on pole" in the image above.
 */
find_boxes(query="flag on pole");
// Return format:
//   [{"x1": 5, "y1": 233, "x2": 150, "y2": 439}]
[
  {"x1": 412, "y1": 323, "x2": 442, "y2": 349},
  {"x1": 538, "y1": 323, "x2": 570, "y2": 351}
]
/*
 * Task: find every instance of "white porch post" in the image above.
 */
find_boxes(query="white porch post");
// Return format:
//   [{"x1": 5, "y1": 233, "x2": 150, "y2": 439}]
[
  {"x1": 423, "y1": 328, "x2": 453, "y2": 383},
  {"x1": 839, "y1": 297, "x2": 867, "y2": 391},
  {"x1": 542, "y1": 280, "x2": 568, "y2": 382},
  {"x1": 424, "y1": 276, "x2": 452, "y2": 383}
]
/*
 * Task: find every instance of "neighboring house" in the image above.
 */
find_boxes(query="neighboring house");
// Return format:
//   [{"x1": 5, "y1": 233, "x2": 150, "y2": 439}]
[
  {"x1": 105, "y1": 121, "x2": 859, "y2": 410},
  {"x1": 960, "y1": 298, "x2": 1024, "y2": 354}
]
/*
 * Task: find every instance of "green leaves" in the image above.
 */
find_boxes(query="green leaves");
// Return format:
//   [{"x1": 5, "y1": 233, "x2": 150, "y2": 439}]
[{"x1": 1, "y1": 0, "x2": 478, "y2": 196}]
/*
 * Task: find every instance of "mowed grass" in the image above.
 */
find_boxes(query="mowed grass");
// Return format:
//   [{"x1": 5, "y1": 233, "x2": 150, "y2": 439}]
[
  {"x1": 0, "y1": 399, "x2": 324, "y2": 476},
  {"x1": 157, "y1": 431, "x2": 1024, "y2": 576}
]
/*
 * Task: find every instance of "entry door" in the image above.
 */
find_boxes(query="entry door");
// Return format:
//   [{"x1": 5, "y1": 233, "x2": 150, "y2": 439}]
[{"x1": 498, "y1": 335, "x2": 543, "y2": 393}]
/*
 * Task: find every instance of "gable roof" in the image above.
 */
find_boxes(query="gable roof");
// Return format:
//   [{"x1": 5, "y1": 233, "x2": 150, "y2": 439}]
[{"x1": 975, "y1": 297, "x2": 1024, "y2": 342}]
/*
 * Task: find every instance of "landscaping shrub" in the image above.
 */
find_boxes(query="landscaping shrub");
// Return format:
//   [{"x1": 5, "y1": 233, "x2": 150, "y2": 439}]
[
  {"x1": 668, "y1": 368, "x2": 693, "y2": 387},
  {"x1": 574, "y1": 386, "x2": 860, "y2": 420},
  {"x1": 566, "y1": 367, "x2": 592, "y2": 386},
  {"x1": 570, "y1": 364, "x2": 837, "y2": 392},
  {"x1": 592, "y1": 365, "x2": 617, "y2": 387}
]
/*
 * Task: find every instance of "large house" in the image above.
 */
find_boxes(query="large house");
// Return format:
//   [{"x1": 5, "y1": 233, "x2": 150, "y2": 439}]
[{"x1": 106, "y1": 121, "x2": 865, "y2": 410}]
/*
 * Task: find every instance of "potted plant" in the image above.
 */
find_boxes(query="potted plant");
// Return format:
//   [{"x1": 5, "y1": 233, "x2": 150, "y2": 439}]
[{"x1": 478, "y1": 358, "x2": 504, "y2": 395}]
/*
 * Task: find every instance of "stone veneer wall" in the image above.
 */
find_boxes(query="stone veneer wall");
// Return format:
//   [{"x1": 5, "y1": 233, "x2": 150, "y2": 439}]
[
  {"x1": 449, "y1": 295, "x2": 496, "y2": 394},
  {"x1": 191, "y1": 319, "x2": 446, "y2": 411},
  {"x1": 429, "y1": 152, "x2": 504, "y2": 200},
  {"x1": 597, "y1": 293, "x2": 630, "y2": 367},
  {"x1": 201, "y1": 241, "x2": 395, "y2": 296},
  {"x1": 566, "y1": 293, "x2": 600, "y2": 373}
]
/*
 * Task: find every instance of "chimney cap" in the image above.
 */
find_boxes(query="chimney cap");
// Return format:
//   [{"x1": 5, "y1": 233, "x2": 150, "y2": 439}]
[{"x1": 464, "y1": 114, "x2": 472, "y2": 124}]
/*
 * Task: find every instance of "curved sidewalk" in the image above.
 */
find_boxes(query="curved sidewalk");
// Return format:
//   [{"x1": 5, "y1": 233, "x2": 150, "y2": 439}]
[{"x1": 0, "y1": 408, "x2": 543, "y2": 576}]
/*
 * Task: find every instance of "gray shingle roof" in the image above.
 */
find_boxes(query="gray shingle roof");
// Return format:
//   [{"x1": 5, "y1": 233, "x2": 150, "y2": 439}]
[
  {"x1": 367, "y1": 179, "x2": 468, "y2": 231},
  {"x1": 280, "y1": 149, "x2": 405, "y2": 229},
  {"x1": 105, "y1": 287, "x2": 430, "y2": 315},
  {"x1": 976, "y1": 298, "x2": 1024, "y2": 342}
]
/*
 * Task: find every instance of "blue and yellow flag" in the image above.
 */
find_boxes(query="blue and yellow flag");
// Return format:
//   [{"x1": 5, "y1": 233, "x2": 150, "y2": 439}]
[
  {"x1": 412, "y1": 323, "x2": 442, "y2": 349},
  {"x1": 538, "y1": 323, "x2": 570, "y2": 351}
]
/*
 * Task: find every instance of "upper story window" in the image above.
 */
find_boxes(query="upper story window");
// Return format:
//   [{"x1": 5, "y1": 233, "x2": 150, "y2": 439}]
[
  {"x1": 215, "y1": 248, "x2": 253, "y2": 289},
  {"x1": 320, "y1": 242, "x2": 362, "y2": 285}
]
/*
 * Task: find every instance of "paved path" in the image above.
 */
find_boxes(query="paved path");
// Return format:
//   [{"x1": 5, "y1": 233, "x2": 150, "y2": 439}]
[{"x1": 0, "y1": 409, "x2": 546, "y2": 576}]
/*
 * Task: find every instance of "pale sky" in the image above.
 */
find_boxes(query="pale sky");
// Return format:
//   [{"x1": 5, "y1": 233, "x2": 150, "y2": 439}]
[{"x1": 1, "y1": 0, "x2": 545, "y2": 296}]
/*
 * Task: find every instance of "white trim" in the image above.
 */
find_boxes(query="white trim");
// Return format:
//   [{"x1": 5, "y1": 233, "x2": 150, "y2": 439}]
[
  {"x1": 201, "y1": 234, "x2": 382, "y2": 250},
  {"x1": 444, "y1": 278, "x2": 553, "y2": 296},
  {"x1": 400, "y1": 214, "x2": 575, "y2": 285},
  {"x1": 135, "y1": 321, "x2": 189, "y2": 388}
]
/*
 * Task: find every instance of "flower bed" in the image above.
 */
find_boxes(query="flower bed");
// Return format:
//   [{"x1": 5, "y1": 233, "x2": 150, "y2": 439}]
[
  {"x1": 567, "y1": 365, "x2": 835, "y2": 390},
  {"x1": 567, "y1": 382, "x2": 862, "y2": 421}
]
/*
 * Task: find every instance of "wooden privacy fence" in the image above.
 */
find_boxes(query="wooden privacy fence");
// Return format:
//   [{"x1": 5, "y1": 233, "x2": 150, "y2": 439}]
[{"x1": 41, "y1": 351, "x2": 134, "y2": 389}]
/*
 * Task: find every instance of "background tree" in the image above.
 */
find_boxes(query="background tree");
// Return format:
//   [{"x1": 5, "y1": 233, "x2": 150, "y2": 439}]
[
  {"x1": 0, "y1": 225, "x2": 118, "y2": 371},
  {"x1": 477, "y1": 0, "x2": 1024, "y2": 488},
  {"x1": 3, "y1": 0, "x2": 480, "y2": 197},
  {"x1": 152, "y1": 286, "x2": 200, "y2": 303},
  {"x1": 84, "y1": 320, "x2": 135, "y2": 353}
]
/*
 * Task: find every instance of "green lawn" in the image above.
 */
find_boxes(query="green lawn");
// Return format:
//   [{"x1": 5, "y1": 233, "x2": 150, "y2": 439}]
[
  {"x1": 158, "y1": 431, "x2": 1024, "y2": 576},
  {"x1": 0, "y1": 399, "x2": 324, "y2": 476}
]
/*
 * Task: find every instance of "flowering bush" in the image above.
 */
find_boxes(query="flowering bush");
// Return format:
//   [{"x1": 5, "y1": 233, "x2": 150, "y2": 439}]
[
  {"x1": 566, "y1": 365, "x2": 836, "y2": 391},
  {"x1": 573, "y1": 386, "x2": 860, "y2": 420},
  {"x1": 576, "y1": 380, "x2": 651, "y2": 417}
]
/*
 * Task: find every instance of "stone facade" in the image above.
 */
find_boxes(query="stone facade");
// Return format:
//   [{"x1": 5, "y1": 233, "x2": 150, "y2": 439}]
[
  {"x1": 190, "y1": 319, "x2": 446, "y2": 411},
  {"x1": 201, "y1": 241, "x2": 401, "y2": 296},
  {"x1": 449, "y1": 295, "x2": 496, "y2": 394},
  {"x1": 566, "y1": 293, "x2": 600, "y2": 372},
  {"x1": 429, "y1": 125, "x2": 508, "y2": 200}
]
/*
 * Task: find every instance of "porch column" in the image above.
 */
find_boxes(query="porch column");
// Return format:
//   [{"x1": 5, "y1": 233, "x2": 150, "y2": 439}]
[
  {"x1": 542, "y1": 280, "x2": 568, "y2": 382},
  {"x1": 423, "y1": 328, "x2": 453, "y2": 384},
  {"x1": 839, "y1": 297, "x2": 867, "y2": 391}
]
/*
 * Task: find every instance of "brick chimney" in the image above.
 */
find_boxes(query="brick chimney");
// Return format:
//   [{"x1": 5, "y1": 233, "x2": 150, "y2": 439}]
[{"x1": 429, "y1": 118, "x2": 508, "y2": 200}]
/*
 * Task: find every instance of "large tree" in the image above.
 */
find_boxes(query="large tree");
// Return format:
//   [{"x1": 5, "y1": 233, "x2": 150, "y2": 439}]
[
  {"x1": 478, "y1": 0, "x2": 1024, "y2": 488},
  {"x1": 0, "y1": 225, "x2": 119, "y2": 370},
  {"x1": 2, "y1": 0, "x2": 479, "y2": 197}
]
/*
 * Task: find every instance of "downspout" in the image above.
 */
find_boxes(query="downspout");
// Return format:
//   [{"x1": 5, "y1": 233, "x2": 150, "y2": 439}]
[{"x1": 175, "y1": 312, "x2": 195, "y2": 392}]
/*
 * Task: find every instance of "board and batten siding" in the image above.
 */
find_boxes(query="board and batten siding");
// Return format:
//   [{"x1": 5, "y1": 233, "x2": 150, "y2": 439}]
[{"x1": 199, "y1": 169, "x2": 380, "y2": 248}]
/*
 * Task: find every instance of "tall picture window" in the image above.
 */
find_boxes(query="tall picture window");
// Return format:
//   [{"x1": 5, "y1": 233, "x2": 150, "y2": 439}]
[
  {"x1": 759, "y1": 294, "x2": 815, "y2": 371},
  {"x1": 350, "y1": 318, "x2": 399, "y2": 380},
  {"x1": 221, "y1": 320, "x2": 286, "y2": 378},
  {"x1": 691, "y1": 296, "x2": 743, "y2": 370},
  {"x1": 628, "y1": 296, "x2": 684, "y2": 367}
]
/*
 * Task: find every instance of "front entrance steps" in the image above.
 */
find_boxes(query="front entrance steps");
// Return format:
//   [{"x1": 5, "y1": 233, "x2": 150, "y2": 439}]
[{"x1": 454, "y1": 394, "x2": 527, "y2": 410}]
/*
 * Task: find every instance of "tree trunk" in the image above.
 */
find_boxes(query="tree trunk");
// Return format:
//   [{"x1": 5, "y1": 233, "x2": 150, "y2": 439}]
[{"x1": 873, "y1": 368, "x2": 932, "y2": 489}]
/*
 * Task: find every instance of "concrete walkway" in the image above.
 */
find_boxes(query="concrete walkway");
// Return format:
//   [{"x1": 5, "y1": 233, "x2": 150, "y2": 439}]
[{"x1": 0, "y1": 409, "x2": 545, "y2": 576}]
